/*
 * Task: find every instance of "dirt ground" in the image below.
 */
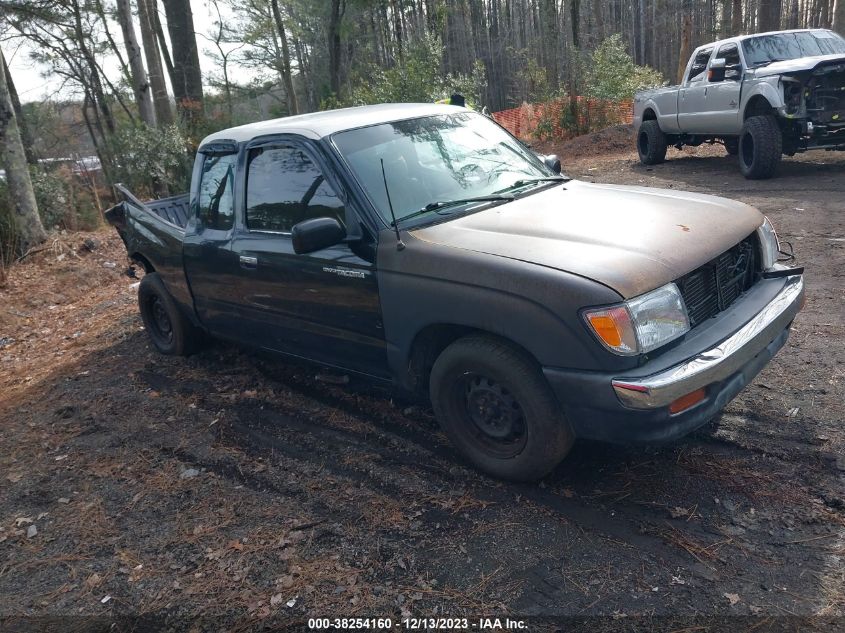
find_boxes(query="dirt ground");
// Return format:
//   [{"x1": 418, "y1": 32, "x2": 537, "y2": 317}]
[{"x1": 1, "y1": 134, "x2": 843, "y2": 632}]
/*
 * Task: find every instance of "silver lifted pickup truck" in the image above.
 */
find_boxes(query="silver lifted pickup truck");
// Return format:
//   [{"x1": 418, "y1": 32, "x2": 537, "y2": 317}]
[{"x1": 634, "y1": 29, "x2": 845, "y2": 178}]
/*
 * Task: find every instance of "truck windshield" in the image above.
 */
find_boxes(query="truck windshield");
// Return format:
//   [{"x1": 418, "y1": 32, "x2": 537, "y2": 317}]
[
  {"x1": 331, "y1": 112, "x2": 553, "y2": 224},
  {"x1": 742, "y1": 31, "x2": 845, "y2": 66}
]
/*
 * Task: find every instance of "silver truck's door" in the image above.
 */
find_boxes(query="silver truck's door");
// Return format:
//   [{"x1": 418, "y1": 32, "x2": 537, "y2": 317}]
[
  {"x1": 677, "y1": 47, "x2": 714, "y2": 133},
  {"x1": 703, "y1": 43, "x2": 744, "y2": 133}
]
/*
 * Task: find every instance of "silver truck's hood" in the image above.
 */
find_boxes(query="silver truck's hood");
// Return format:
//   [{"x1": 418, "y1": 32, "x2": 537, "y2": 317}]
[
  {"x1": 410, "y1": 180, "x2": 764, "y2": 299},
  {"x1": 751, "y1": 53, "x2": 845, "y2": 77}
]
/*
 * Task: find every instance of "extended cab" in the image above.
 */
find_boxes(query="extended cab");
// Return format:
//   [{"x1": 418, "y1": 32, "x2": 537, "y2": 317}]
[
  {"x1": 107, "y1": 104, "x2": 804, "y2": 480},
  {"x1": 634, "y1": 29, "x2": 845, "y2": 178}
]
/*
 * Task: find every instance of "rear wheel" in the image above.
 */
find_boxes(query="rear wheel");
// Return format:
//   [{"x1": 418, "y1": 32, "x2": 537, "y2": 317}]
[
  {"x1": 739, "y1": 115, "x2": 782, "y2": 179},
  {"x1": 429, "y1": 335, "x2": 574, "y2": 481},
  {"x1": 138, "y1": 272, "x2": 202, "y2": 355},
  {"x1": 637, "y1": 120, "x2": 668, "y2": 165},
  {"x1": 724, "y1": 137, "x2": 739, "y2": 155}
]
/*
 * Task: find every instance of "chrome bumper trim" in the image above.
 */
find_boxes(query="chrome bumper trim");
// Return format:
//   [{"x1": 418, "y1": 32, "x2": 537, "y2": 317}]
[{"x1": 612, "y1": 275, "x2": 804, "y2": 409}]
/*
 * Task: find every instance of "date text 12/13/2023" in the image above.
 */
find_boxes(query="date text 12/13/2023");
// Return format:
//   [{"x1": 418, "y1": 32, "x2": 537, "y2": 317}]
[{"x1": 307, "y1": 617, "x2": 528, "y2": 630}]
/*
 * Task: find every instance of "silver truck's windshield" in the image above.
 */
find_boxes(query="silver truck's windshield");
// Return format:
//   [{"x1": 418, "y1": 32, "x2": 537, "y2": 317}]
[
  {"x1": 742, "y1": 30, "x2": 845, "y2": 66},
  {"x1": 332, "y1": 112, "x2": 553, "y2": 224}
]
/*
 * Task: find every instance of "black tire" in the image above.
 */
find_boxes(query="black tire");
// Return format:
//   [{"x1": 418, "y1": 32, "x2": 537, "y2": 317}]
[
  {"x1": 138, "y1": 272, "x2": 201, "y2": 355},
  {"x1": 637, "y1": 120, "x2": 668, "y2": 165},
  {"x1": 429, "y1": 335, "x2": 575, "y2": 481},
  {"x1": 724, "y1": 137, "x2": 739, "y2": 156},
  {"x1": 738, "y1": 115, "x2": 782, "y2": 179}
]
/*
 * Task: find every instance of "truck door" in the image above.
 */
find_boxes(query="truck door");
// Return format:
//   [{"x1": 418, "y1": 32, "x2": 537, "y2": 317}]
[
  {"x1": 677, "y1": 47, "x2": 714, "y2": 133},
  {"x1": 228, "y1": 140, "x2": 389, "y2": 378},
  {"x1": 182, "y1": 150, "x2": 245, "y2": 338},
  {"x1": 703, "y1": 43, "x2": 744, "y2": 132}
]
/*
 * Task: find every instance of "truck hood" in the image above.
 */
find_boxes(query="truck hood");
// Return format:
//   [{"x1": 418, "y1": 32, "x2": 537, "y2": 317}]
[
  {"x1": 750, "y1": 53, "x2": 845, "y2": 77},
  {"x1": 410, "y1": 180, "x2": 763, "y2": 299}
]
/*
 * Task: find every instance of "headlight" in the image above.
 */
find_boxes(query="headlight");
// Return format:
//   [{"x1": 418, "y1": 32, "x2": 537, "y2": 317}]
[
  {"x1": 584, "y1": 283, "x2": 690, "y2": 355},
  {"x1": 757, "y1": 216, "x2": 780, "y2": 270}
]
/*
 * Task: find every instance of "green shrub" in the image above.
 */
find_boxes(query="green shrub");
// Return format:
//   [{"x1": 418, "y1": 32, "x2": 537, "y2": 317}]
[
  {"x1": 107, "y1": 124, "x2": 193, "y2": 197},
  {"x1": 585, "y1": 35, "x2": 665, "y2": 101},
  {"x1": 348, "y1": 34, "x2": 486, "y2": 108}
]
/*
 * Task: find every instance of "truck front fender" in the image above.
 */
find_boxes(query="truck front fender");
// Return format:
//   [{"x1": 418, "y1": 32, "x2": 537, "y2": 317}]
[
  {"x1": 376, "y1": 232, "x2": 630, "y2": 392},
  {"x1": 741, "y1": 78, "x2": 785, "y2": 119}
]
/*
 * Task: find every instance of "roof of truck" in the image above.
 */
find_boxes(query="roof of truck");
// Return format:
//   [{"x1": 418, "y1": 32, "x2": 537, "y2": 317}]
[
  {"x1": 696, "y1": 28, "x2": 839, "y2": 50},
  {"x1": 199, "y1": 103, "x2": 467, "y2": 146}
]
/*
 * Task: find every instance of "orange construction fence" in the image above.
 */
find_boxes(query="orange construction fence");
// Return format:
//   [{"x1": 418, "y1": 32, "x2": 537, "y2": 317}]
[{"x1": 493, "y1": 97, "x2": 634, "y2": 141}]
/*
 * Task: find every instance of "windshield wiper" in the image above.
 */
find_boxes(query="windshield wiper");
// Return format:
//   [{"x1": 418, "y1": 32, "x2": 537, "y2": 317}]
[
  {"x1": 392, "y1": 194, "x2": 515, "y2": 226},
  {"x1": 508, "y1": 176, "x2": 570, "y2": 188}
]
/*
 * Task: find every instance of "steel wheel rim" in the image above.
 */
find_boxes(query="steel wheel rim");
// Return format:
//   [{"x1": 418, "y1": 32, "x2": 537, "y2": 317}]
[
  {"x1": 452, "y1": 372, "x2": 527, "y2": 459},
  {"x1": 149, "y1": 296, "x2": 173, "y2": 344}
]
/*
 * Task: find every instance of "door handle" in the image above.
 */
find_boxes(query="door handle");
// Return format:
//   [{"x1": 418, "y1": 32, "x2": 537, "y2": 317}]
[{"x1": 239, "y1": 255, "x2": 258, "y2": 269}]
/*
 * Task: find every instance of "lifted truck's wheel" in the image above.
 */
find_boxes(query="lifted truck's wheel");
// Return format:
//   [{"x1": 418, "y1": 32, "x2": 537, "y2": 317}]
[
  {"x1": 724, "y1": 137, "x2": 739, "y2": 155},
  {"x1": 429, "y1": 335, "x2": 574, "y2": 481},
  {"x1": 739, "y1": 115, "x2": 782, "y2": 179},
  {"x1": 138, "y1": 272, "x2": 201, "y2": 356},
  {"x1": 637, "y1": 120, "x2": 668, "y2": 165}
]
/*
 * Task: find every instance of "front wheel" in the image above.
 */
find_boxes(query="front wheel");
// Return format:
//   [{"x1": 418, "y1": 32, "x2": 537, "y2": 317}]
[
  {"x1": 637, "y1": 120, "x2": 668, "y2": 165},
  {"x1": 429, "y1": 335, "x2": 574, "y2": 481},
  {"x1": 738, "y1": 115, "x2": 782, "y2": 179}
]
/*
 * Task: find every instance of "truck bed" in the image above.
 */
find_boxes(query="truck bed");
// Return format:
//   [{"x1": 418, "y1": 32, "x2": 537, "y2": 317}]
[
  {"x1": 106, "y1": 184, "x2": 190, "y2": 231},
  {"x1": 104, "y1": 185, "x2": 192, "y2": 306}
]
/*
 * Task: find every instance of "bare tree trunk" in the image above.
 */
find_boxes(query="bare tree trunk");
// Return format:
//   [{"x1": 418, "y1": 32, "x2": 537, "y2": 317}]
[
  {"x1": 0, "y1": 49, "x2": 45, "y2": 253},
  {"x1": 137, "y1": 0, "x2": 173, "y2": 126},
  {"x1": 1, "y1": 54, "x2": 36, "y2": 165},
  {"x1": 678, "y1": 15, "x2": 692, "y2": 84},
  {"x1": 759, "y1": 0, "x2": 783, "y2": 31},
  {"x1": 328, "y1": 0, "x2": 346, "y2": 97},
  {"x1": 835, "y1": 0, "x2": 845, "y2": 31},
  {"x1": 270, "y1": 0, "x2": 299, "y2": 115},
  {"x1": 731, "y1": 0, "x2": 743, "y2": 33},
  {"x1": 161, "y1": 0, "x2": 204, "y2": 125},
  {"x1": 116, "y1": 0, "x2": 156, "y2": 126}
]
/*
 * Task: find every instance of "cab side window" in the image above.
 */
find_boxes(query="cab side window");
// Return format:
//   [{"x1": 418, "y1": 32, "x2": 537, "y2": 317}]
[
  {"x1": 717, "y1": 43, "x2": 743, "y2": 79},
  {"x1": 246, "y1": 145, "x2": 346, "y2": 233},
  {"x1": 687, "y1": 48, "x2": 713, "y2": 82},
  {"x1": 197, "y1": 154, "x2": 236, "y2": 231}
]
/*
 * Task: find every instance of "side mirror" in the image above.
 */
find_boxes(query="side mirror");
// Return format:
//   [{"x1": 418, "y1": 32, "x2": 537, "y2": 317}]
[
  {"x1": 708, "y1": 58, "x2": 727, "y2": 82},
  {"x1": 542, "y1": 154, "x2": 562, "y2": 174},
  {"x1": 292, "y1": 217, "x2": 346, "y2": 255}
]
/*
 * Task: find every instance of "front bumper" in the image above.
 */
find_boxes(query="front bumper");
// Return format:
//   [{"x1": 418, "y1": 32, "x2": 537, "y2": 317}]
[{"x1": 543, "y1": 274, "x2": 804, "y2": 443}]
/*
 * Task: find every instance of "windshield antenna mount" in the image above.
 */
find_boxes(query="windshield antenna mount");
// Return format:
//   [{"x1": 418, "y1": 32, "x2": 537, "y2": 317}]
[{"x1": 380, "y1": 158, "x2": 405, "y2": 251}]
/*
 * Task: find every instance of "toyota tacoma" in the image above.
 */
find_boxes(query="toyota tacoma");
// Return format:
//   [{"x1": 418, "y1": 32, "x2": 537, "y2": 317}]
[{"x1": 106, "y1": 104, "x2": 805, "y2": 480}]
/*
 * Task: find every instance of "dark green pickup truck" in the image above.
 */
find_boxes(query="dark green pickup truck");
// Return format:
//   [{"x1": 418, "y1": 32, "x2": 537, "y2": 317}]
[{"x1": 107, "y1": 103, "x2": 804, "y2": 481}]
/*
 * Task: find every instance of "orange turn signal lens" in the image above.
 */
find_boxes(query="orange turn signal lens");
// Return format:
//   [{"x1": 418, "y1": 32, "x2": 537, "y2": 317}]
[
  {"x1": 584, "y1": 306, "x2": 637, "y2": 354},
  {"x1": 587, "y1": 314, "x2": 623, "y2": 348},
  {"x1": 668, "y1": 388, "x2": 706, "y2": 414}
]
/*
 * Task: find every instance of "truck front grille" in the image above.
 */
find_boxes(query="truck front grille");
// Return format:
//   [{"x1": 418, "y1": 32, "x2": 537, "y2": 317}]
[{"x1": 676, "y1": 235, "x2": 758, "y2": 328}]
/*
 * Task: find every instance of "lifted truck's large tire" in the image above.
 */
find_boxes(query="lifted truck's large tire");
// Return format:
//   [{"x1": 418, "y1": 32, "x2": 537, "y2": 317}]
[
  {"x1": 138, "y1": 272, "x2": 202, "y2": 356},
  {"x1": 738, "y1": 115, "x2": 782, "y2": 179},
  {"x1": 637, "y1": 120, "x2": 668, "y2": 165},
  {"x1": 724, "y1": 137, "x2": 739, "y2": 155},
  {"x1": 429, "y1": 335, "x2": 574, "y2": 481}
]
